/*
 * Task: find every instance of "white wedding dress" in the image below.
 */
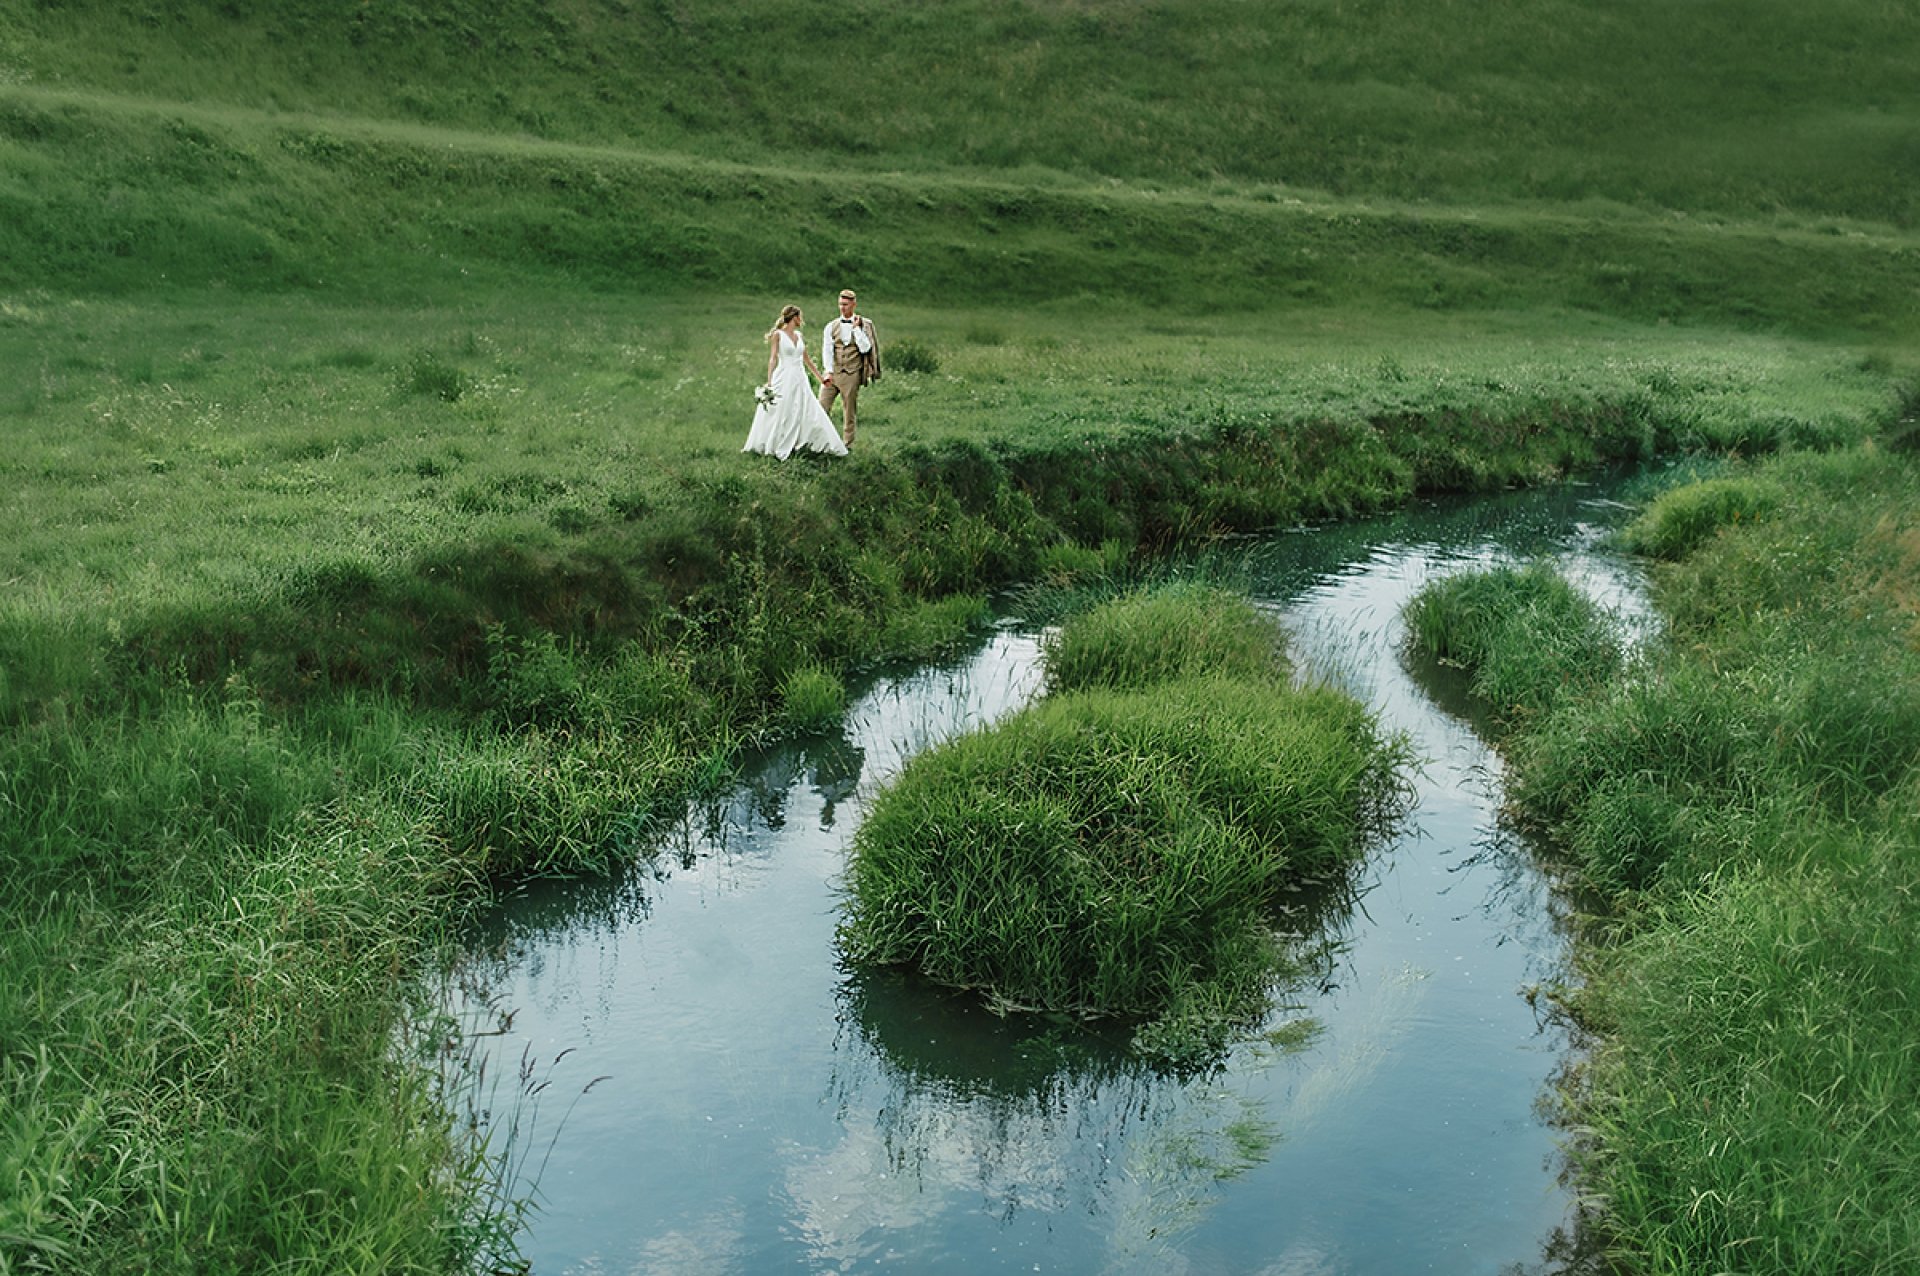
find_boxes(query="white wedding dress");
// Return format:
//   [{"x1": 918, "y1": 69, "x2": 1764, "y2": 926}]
[{"x1": 743, "y1": 332, "x2": 848, "y2": 459}]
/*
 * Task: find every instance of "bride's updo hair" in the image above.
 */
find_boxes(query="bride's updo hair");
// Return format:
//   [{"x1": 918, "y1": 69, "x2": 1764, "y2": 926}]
[{"x1": 766, "y1": 304, "x2": 802, "y2": 337}]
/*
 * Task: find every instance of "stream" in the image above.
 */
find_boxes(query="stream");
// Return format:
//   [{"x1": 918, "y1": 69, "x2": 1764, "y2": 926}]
[{"x1": 449, "y1": 475, "x2": 1654, "y2": 1274}]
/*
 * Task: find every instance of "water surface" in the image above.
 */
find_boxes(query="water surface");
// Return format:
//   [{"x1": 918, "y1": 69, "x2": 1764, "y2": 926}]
[{"x1": 453, "y1": 478, "x2": 1651, "y2": 1274}]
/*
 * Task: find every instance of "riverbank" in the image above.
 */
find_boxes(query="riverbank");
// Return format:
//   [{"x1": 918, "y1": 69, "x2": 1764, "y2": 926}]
[{"x1": 1406, "y1": 439, "x2": 1920, "y2": 1273}]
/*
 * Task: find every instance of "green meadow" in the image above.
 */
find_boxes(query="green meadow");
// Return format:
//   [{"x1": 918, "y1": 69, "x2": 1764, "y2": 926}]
[{"x1": 3, "y1": 0, "x2": 1919, "y2": 1271}]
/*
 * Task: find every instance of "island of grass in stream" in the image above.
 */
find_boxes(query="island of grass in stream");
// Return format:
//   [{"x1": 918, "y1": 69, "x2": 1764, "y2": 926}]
[{"x1": 841, "y1": 584, "x2": 1408, "y2": 1057}]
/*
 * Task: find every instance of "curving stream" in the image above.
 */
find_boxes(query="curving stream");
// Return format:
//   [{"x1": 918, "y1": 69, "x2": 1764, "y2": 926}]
[{"x1": 448, "y1": 476, "x2": 1654, "y2": 1274}]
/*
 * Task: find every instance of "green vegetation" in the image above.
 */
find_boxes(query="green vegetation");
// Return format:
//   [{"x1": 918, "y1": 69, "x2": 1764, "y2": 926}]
[
  {"x1": 778, "y1": 663, "x2": 847, "y2": 733},
  {"x1": 0, "y1": 692, "x2": 501, "y2": 1271},
  {"x1": 841, "y1": 587, "x2": 1404, "y2": 1059},
  {"x1": 1041, "y1": 582, "x2": 1289, "y2": 694},
  {"x1": 9, "y1": 0, "x2": 1920, "y2": 244},
  {"x1": 1402, "y1": 562, "x2": 1623, "y2": 725},
  {"x1": 3, "y1": 79, "x2": 1917, "y2": 332},
  {"x1": 2, "y1": 289, "x2": 1900, "y2": 636},
  {"x1": 3, "y1": 0, "x2": 1918, "y2": 1269},
  {"x1": 1614, "y1": 473, "x2": 1786, "y2": 560},
  {"x1": 1400, "y1": 448, "x2": 1920, "y2": 1272},
  {"x1": 6, "y1": 0, "x2": 1920, "y2": 332}
]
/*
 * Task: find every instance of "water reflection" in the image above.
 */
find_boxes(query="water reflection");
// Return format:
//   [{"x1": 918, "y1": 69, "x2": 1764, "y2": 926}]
[
  {"x1": 737, "y1": 730, "x2": 866, "y2": 831},
  {"x1": 785, "y1": 831, "x2": 1379, "y2": 1268},
  {"x1": 448, "y1": 475, "x2": 1655, "y2": 1274},
  {"x1": 819, "y1": 968, "x2": 1328, "y2": 1272}
]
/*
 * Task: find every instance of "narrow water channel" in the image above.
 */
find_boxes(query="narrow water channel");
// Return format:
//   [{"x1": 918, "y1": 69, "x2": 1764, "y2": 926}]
[{"x1": 451, "y1": 477, "x2": 1653, "y2": 1274}]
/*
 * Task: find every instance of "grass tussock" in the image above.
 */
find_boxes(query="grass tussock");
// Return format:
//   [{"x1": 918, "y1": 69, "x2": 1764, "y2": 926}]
[
  {"x1": 1040, "y1": 582, "x2": 1289, "y2": 695},
  {"x1": 1616, "y1": 474, "x2": 1786, "y2": 560},
  {"x1": 841, "y1": 587, "x2": 1405, "y2": 1060},
  {"x1": 778, "y1": 663, "x2": 846, "y2": 733},
  {"x1": 1402, "y1": 562, "x2": 1624, "y2": 726},
  {"x1": 1405, "y1": 446, "x2": 1920, "y2": 1271}
]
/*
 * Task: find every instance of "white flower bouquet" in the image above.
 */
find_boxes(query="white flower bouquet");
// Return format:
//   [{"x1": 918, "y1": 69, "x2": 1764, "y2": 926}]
[{"x1": 754, "y1": 383, "x2": 778, "y2": 409}]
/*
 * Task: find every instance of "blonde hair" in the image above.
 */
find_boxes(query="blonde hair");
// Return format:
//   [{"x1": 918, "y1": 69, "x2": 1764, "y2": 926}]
[{"x1": 765, "y1": 304, "x2": 802, "y2": 338}]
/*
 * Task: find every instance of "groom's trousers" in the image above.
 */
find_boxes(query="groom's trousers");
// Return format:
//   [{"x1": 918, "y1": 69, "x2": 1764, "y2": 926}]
[{"x1": 819, "y1": 372, "x2": 864, "y2": 445}]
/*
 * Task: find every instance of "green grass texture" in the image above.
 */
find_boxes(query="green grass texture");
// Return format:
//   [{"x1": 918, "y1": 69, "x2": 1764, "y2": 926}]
[
  {"x1": 1401, "y1": 560, "x2": 1624, "y2": 725},
  {"x1": 8, "y1": 0, "x2": 1918, "y2": 228},
  {"x1": 4, "y1": 1, "x2": 1919, "y2": 1269}
]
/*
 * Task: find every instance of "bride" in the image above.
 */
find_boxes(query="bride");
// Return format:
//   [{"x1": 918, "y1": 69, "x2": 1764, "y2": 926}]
[{"x1": 742, "y1": 305, "x2": 849, "y2": 459}]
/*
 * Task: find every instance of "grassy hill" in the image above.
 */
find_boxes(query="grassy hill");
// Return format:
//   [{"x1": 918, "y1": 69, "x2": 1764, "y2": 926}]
[
  {"x1": 3, "y1": 1, "x2": 1917, "y2": 335},
  {"x1": 9, "y1": 0, "x2": 1918, "y2": 225}
]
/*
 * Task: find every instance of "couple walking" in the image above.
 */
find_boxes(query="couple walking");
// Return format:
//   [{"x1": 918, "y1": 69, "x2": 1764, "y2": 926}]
[{"x1": 742, "y1": 289, "x2": 881, "y2": 459}]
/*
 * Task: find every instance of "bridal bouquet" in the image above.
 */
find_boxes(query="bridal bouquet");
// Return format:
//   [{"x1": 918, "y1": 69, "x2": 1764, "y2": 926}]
[{"x1": 754, "y1": 383, "x2": 778, "y2": 408}]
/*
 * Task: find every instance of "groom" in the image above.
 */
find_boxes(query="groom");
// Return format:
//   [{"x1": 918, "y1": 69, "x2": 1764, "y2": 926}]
[{"x1": 818, "y1": 288, "x2": 880, "y2": 447}]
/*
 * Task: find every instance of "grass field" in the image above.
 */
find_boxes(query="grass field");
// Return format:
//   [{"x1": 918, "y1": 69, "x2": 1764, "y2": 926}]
[
  {"x1": 8, "y1": 0, "x2": 1918, "y2": 228},
  {"x1": 4, "y1": 285, "x2": 1900, "y2": 609},
  {"x1": 4, "y1": 1, "x2": 1919, "y2": 1271}
]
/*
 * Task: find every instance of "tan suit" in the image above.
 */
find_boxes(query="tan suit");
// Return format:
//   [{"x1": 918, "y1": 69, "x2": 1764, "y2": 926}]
[{"x1": 818, "y1": 316, "x2": 879, "y2": 445}]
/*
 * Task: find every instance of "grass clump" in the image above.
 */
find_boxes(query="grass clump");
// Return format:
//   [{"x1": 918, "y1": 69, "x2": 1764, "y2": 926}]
[
  {"x1": 884, "y1": 337, "x2": 940, "y2": 376},
  {"x1": 1041, "y1": 581, "x2": 1288, "y2": 695},
  {"x1": 1402, "y1": 562, "x2": 1624, "y2": 725},
  {"x1": 1617, "y1": 474, "x2": 1785, "y2": 560},
  {"x1": 842, "y1": 587, "x2": 1404, "y2": 1059},
  {"x1": 403, "y1": 350, "x2": 469, "y2": 403},
  {"x1": 778, "y1": 664, "x2": 846, "y2": 733}
]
